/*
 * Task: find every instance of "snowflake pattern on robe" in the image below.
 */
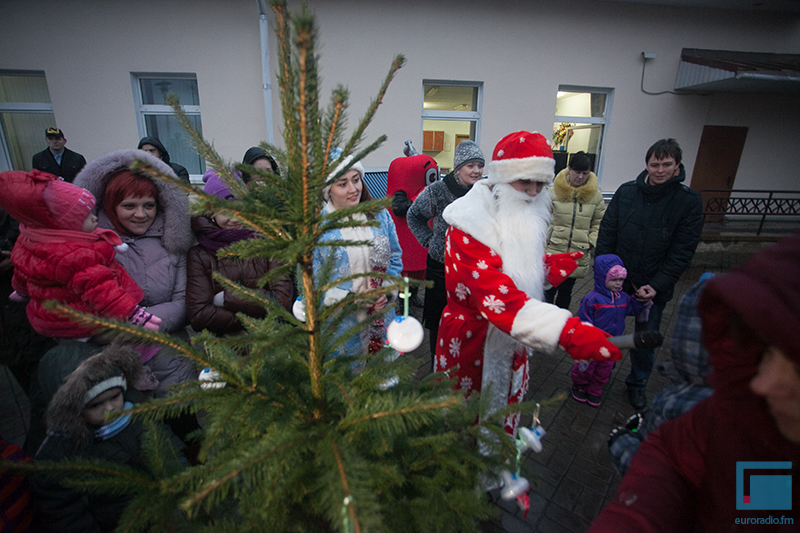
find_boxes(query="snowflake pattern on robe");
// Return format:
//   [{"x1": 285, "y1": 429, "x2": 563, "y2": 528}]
[
  {"x1": 435, "y1": 226, "x2": 568, "y2": 436},
  {"x1": 455, "y1": 282, "x2": 469, "y2": 301},
  {"x1": 449, "y1": 337, "x2": 461, "y2": 357},
  {"x1": 482, "y1": 294, "x2": 506, "y2": 314}
]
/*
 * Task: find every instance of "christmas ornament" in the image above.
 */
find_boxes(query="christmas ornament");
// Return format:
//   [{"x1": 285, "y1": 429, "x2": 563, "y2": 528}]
[
  {"x1": 500, "y1": 470, "x2": 529, "y2": 501},
  {"x1": 517, "y1": 403, "x2": 546, "y2": 453},
  {"x1": 387, "y1": 316, "x2": 423, "y2": 353},
  {"x1": 386, "y1": 276, "x2": 424, "y2": 353},
  {"x1": 518, "y1": 425, "x2": 546, "y2": 453},
  {"x1": 292, "y1": 298, "x2": 306, "y2": 322},
  {"x1": 199, "y1": 367, "x2": 226, "y2": 390}
]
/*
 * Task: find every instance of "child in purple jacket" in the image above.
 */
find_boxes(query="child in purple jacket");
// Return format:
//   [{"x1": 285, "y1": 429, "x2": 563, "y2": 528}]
[{"x1": 571, "y1": 254, "x2": 645, "y2": 407}]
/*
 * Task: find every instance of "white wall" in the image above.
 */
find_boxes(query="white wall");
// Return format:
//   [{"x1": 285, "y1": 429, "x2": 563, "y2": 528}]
[
  {"x1": 0, "y1": 0, "x2": 269, "y2": 164},
  {"x1": 303, "y1": 0, "x2": 800, "y2": 191},
  {"x1": 2, "y1": 0, "x2": 798, "y2": 193}
]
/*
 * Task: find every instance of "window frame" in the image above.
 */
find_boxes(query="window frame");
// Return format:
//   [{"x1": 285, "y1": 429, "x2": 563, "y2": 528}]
[
  {"x1": 421, "y1": 79, "x2": 483, "y2": 149},
  {"x1": 131, "y1": 72, "x2": 203, "y2": 183},
  {"x1": 0, "y1": 70, "x2": 55, "y2": 172},
  {"x1": 553, "y1": 85, "x2": 614, "y2": 180}
]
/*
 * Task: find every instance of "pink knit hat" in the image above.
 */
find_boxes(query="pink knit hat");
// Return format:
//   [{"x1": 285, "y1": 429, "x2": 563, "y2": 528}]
[
  {"x1": 42, "y1": 179, "x2": 96, "y2": 230},
  {"x1": 606, "y1": 264, "x2": 628, "y2": 286}
]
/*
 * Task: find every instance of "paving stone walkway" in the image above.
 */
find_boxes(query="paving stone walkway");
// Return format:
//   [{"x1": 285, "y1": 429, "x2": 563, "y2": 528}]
[{"x1": 407, "y1": 238, "x2": 779, "y2": 533}]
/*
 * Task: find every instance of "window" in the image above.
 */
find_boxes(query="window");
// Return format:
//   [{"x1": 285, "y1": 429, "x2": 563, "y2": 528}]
[
  {"x1": 552, "y1": 86, "x2": 613, "y2": 178},
  {"x1": 421, "y1": 81, "x2": 482, "y2": 174},
  {"x1": 0, "y1": 70, "x2": 56, "y2": 172},
  {"x1": 132, "y1": 73, "x2": 205, "y2": 181}
]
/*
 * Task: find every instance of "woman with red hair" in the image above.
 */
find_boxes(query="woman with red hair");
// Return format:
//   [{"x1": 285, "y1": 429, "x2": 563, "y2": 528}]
[{"x1": 75, "y1": 149, "x2": 194, "y2": 397}]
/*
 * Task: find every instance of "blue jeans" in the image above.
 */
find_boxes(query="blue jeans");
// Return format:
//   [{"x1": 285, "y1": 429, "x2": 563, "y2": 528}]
[{"x1": 625, "y1": 300, "x2": 666, "y2": 390}]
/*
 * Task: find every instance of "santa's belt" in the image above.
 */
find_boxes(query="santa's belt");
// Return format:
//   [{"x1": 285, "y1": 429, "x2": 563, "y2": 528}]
[{"x1": 442, "y1": 299, "x2": 485, "y2": 321}]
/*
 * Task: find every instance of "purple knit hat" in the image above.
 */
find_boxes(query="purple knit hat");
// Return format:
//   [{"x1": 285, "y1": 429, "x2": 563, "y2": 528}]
[{"x1": 202, "y1": 170, "x2": 236, "y2": 201}]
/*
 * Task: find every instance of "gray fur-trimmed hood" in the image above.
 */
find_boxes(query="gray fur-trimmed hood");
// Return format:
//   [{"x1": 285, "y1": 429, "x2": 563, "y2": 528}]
[
  {"x1": 74, "y1": 149, "x2": 193, "y2": 255},
  {"x1": 46, "y1": 344, "x2": 143, "y2": 439}
]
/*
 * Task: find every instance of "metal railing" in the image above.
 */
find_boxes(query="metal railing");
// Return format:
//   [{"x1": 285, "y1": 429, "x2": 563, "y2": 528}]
[{"x1": 700, "y1": 189, "x2": 800, "y2": 235}]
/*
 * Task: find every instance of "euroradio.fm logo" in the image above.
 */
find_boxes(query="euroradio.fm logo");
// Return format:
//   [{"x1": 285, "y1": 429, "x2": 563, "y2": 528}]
[{"x1": 736, "y1": 461, "x2": 792, "y2": 511}]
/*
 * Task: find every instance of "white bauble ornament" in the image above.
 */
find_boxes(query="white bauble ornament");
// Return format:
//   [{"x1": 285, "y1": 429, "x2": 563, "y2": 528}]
[
  {"x1": 292, "y1": 298, "x2": 306, "y2": 322},
  {"x1": 386, "y1": 316, "x2": 424, "y2": 353},
  {"x1": 199, "y1": 367, "x2": 226, "y2": 390}
]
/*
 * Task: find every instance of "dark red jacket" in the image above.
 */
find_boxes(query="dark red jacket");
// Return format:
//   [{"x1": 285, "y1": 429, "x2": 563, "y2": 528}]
[{"x1": 590, "y1": 234, "x2": 800, "y2": 532}]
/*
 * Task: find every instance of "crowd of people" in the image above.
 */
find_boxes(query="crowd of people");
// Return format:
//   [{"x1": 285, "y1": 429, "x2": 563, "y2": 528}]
[{"x1": 1, "y1": 125, "x2": 797, "y2": 532}]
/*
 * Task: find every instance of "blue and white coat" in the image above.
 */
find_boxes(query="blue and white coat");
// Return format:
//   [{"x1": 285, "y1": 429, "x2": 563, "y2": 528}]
[{"x1": 312, "y1": 203, "x2": 403, "y2": 358}]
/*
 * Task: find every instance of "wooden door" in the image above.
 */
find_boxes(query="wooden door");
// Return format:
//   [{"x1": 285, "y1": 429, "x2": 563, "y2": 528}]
[{"x1": 690, "y1": 125, "x2": 748, "y2": 222}]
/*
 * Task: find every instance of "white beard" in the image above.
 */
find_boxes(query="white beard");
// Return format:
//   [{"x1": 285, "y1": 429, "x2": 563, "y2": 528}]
[{"x1": 492, "y1": 183, "x2": 552, "y2": 300}]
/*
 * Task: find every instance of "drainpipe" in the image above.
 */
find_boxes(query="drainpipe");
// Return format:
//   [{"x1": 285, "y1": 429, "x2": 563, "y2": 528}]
[{"x1": 257, "y1": 0, "x2": 274, "y2": 144}]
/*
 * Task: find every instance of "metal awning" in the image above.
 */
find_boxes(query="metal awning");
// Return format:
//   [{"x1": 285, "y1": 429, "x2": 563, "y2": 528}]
[{"x1": 675, "y1": 48, "x2": 800, "y2": 94}]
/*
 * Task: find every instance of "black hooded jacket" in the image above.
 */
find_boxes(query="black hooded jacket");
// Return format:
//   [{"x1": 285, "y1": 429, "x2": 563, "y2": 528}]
[
  {"x1": 595, "y1": 164, "x2": 703, "y2": 303},
  {"x1": 137, "y1": 137, "x2": 190, "y2": 182}
]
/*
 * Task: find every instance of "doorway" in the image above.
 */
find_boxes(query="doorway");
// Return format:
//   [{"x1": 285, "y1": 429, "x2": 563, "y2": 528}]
[{"x1": 690, "y1": 125, "x2": 748, "y2": 222}]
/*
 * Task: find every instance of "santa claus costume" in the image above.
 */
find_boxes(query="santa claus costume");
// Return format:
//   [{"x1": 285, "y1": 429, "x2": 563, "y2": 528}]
[{"x1": 436, "y1": 131, "x2": 620, "y2": 435}]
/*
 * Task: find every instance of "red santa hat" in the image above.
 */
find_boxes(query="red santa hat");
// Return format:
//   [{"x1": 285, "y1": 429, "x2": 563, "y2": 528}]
[{"x1": 486, "y1": 131, "x2": 555, "y2": 185}]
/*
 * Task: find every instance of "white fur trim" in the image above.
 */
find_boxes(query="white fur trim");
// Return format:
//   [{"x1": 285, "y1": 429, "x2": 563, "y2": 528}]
[
  {"x1": 323, "y1": 287, "x2": 349, "y2": 306},
  {"x1": 443, "y1": 182, "x2": 502, "y2": 252},
  {"x1": 509, "y1": 299, "x2": 572, "y2": 353},
  {"x1": 487, "y1": 155, "x2": 554, "y2": 184}
]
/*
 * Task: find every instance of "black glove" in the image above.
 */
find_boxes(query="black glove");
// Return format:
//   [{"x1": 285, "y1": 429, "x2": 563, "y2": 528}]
[{"x1": 391, "y1": 190, "x2": 413, "y2": 217}]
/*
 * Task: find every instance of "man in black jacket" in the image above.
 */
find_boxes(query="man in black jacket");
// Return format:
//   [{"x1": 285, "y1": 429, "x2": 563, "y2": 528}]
[
  {"x1": 31, "y1": 128, "x2": 86, "y2": 183},
  {"x1": 137, "y1": 136, "x2": 190, "y2": 182},
  {"x1": 595, "y1": 138, "x2": 703, "y2": 410}
]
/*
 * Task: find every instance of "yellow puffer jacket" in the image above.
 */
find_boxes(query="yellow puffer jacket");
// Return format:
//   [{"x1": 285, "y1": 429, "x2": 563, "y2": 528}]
[{"x1": 546, "y1": 168, "x2": 606, "y2": 279}]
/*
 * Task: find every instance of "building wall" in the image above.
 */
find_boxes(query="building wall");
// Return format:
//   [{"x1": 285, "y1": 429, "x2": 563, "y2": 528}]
[
  {"x1": 1, "y1": 0, "x2": 798, "y2": 192},
  {"x1": 0, "y1": 0, "x2": 268, "y2": 167}
]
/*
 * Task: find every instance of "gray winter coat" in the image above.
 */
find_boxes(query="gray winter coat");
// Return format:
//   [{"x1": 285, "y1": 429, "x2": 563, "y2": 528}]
[
  {"x1": 74, "y1": 150, "x2": 193, "y2": 334},
  {"x1": 407, "y1": 173, "x2": 470, "y2": 264}
]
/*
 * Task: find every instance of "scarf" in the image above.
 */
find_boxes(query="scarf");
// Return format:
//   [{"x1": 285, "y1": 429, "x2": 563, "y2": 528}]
[
  {"x1": 444, "y1": 171, "x2": 471, "y2": 199},
  {"x1": 196, "y1": 224, "x2": 255, "y2": 253},
  {"x1": 94, "y1": 401, "x2": 133, "y2": 441}
]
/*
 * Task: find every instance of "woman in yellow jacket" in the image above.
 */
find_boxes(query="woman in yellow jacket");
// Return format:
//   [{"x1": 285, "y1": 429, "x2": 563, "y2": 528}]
[{"x1": 545, "y1": 152, "x2": 606, "y2": 309}]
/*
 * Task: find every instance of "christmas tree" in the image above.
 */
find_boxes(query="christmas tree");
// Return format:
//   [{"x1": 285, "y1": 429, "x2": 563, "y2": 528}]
[{"x1": 8, "y1": 2, "x2": 542, "y2": 531}]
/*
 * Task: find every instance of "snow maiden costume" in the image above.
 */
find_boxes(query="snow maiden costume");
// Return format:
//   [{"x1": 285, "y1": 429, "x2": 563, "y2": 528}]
[{"x1": 313, "y1": 157, "x2": 403, "y2": 358}]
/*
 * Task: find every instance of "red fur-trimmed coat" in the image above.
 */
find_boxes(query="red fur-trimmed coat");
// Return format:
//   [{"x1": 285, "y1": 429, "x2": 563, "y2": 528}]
[{"x1": 435, "y1": 182, "x2": 571, "y2": 435}]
